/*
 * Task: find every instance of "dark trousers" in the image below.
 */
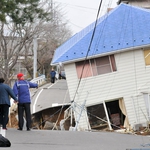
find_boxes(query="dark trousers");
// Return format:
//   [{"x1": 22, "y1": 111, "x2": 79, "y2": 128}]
[
  {"x1": 51, "y1": 77, "x2": 55, "y2": 83},
  {"x1": 0, "y1": 104, "x2": 9, "y2": 129},
  {"x1": 18, "y1": 103, "x2": 31, "y2": 129}
]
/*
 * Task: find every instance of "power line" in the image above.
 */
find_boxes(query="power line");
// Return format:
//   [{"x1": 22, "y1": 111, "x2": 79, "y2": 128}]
[
  {"x1": 55, "y1": 1, "x2": 98, "y2": 11},
  {"x1": 72, "y1": 0, "x2": 103, "y2": 102}
]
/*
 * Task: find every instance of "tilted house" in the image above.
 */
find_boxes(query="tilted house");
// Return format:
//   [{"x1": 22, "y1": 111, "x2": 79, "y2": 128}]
[{"x1": 51, "y1": 4, "x2": 150, "y2": 131}]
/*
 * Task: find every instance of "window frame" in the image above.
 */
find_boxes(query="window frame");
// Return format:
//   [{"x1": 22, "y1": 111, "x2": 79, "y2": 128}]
[
  {"x1": 75, "y1": 55, "x2": 117, "y2": 79},
  {"x1": 144, "y1": 49, "x2": 150, "y2": 66}
]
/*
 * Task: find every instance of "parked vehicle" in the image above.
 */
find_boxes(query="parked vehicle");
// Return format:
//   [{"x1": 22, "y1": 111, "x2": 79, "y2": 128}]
[{"x1": 59, "y1": 71, "x2": 66, "y2": 79}]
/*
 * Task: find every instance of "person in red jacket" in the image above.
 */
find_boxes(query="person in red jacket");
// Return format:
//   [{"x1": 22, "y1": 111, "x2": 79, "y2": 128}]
[{"x1": 13, "y1": 73, "x2": 38, "y2": 131}]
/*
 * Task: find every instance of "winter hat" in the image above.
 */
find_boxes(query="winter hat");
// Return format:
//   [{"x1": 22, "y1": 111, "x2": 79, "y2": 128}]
[{"x1": 17, "y1": 73, "x2": 24, "y2": 78}]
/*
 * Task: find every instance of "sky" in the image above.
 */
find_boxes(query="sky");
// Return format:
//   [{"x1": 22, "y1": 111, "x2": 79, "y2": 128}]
[{"x1": 54, "y1": 0, "x2": 118, "y2": 34}]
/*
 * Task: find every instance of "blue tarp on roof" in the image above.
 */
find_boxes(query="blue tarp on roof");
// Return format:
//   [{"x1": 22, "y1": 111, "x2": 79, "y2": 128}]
[{"x1": 51, "y1": 4, "x2": 150, "y2": 65}]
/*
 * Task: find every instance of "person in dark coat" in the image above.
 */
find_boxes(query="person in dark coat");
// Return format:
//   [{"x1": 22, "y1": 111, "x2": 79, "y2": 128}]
[
  {"x1": 0, "y1": 78, "x2": 18, "y2": 129},
  {"x1": 50, "y1": 68, "x2": 56, "y2": 83},
  {"x1": 13, "y1": 73, "x2": 38, "y2": 131}
]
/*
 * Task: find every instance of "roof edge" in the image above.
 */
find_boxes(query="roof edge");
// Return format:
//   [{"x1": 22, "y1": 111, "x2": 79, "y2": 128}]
[{"x1": 51, "y1": 44, "x2": 150, "y2": 66}]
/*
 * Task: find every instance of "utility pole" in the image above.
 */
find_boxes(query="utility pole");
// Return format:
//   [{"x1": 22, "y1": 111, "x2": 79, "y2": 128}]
[{"x1": 33, "y1": 35, "x2": 37, "y2": 79}]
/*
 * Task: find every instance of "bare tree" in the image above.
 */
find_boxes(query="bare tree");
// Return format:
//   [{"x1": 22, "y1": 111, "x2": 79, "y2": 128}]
[
  {"x1": 0, "y1": 22, "x2": 35, "y2": 84},
  {"x1": 34, "y1": 9, "x2": 72, "y2": 78},
  {"x1": 0, "y1": 0, "x2": 51, "y2": 84},
  {"x1": 0, "y1": 0, "x2": 72, "y2": 84}
]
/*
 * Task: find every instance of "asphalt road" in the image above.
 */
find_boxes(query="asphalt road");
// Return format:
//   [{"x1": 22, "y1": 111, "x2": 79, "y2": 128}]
[
  {"x1": 5, "y1": 128, "x2": 150, "y2": 150},
  {"x1": 6, "y1": 80, "x2": 150, "y2": 150},
  {"x1": 30, "y1": 80, "x2": 70, "y2": 114}
]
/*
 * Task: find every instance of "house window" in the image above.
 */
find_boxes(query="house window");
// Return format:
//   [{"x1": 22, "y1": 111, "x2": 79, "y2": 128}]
[
  {"x1": 95, "y1": 56, "x2": 112, "y2": 75},
  {"x1": 144, "y1": 49, "x2": 150, "y2": 65},
  {"x1": 76, "y1": 60, "x2": 92, "y2": 78},
  {"x1": 75, "y1": 55, "x2": 117, "y2": 79}
]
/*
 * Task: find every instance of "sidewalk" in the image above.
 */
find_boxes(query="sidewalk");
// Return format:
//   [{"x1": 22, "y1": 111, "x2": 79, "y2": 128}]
[{"x1": 4, "y1": 128, "x2": 150, "y2": 150}]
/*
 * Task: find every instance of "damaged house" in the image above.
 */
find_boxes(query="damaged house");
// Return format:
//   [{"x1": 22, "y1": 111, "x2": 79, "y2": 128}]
[{"x1": 51, "y1": 4, "x2": 150, "y2": 131}]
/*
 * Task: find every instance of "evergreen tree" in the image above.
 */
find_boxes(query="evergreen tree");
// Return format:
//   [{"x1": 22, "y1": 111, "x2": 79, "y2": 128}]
[{"x1": 0, "y1": 0, "x2": 49, "y2": 24}]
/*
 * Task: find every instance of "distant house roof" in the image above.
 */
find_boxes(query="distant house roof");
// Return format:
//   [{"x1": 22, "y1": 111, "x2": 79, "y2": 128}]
[
  {"x1": 51, "y1": 4, "x2": 150, "y2": 65},
  {"x1": 117, "y1": 0, "x2": 128, "y2": 4},
  {"x1": 117, "y1": 0, "x2": 147, "y2": 4}
]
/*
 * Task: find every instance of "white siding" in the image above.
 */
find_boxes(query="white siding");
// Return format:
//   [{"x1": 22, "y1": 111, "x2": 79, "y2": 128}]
[{"x1": 64, "y1": 49, "x2": 150, "y2": 130}]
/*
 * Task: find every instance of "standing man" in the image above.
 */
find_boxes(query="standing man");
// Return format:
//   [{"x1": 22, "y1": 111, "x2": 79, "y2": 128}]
[
  {"x1": 0, "y1": 78, "x2": 18, "y2": 129},
  {"x1": 50, "y1": 68, "x2": 56, "y2": 83},
  {"x1": 13, "y1": 73, "x2": 38, "y2": 131}
]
